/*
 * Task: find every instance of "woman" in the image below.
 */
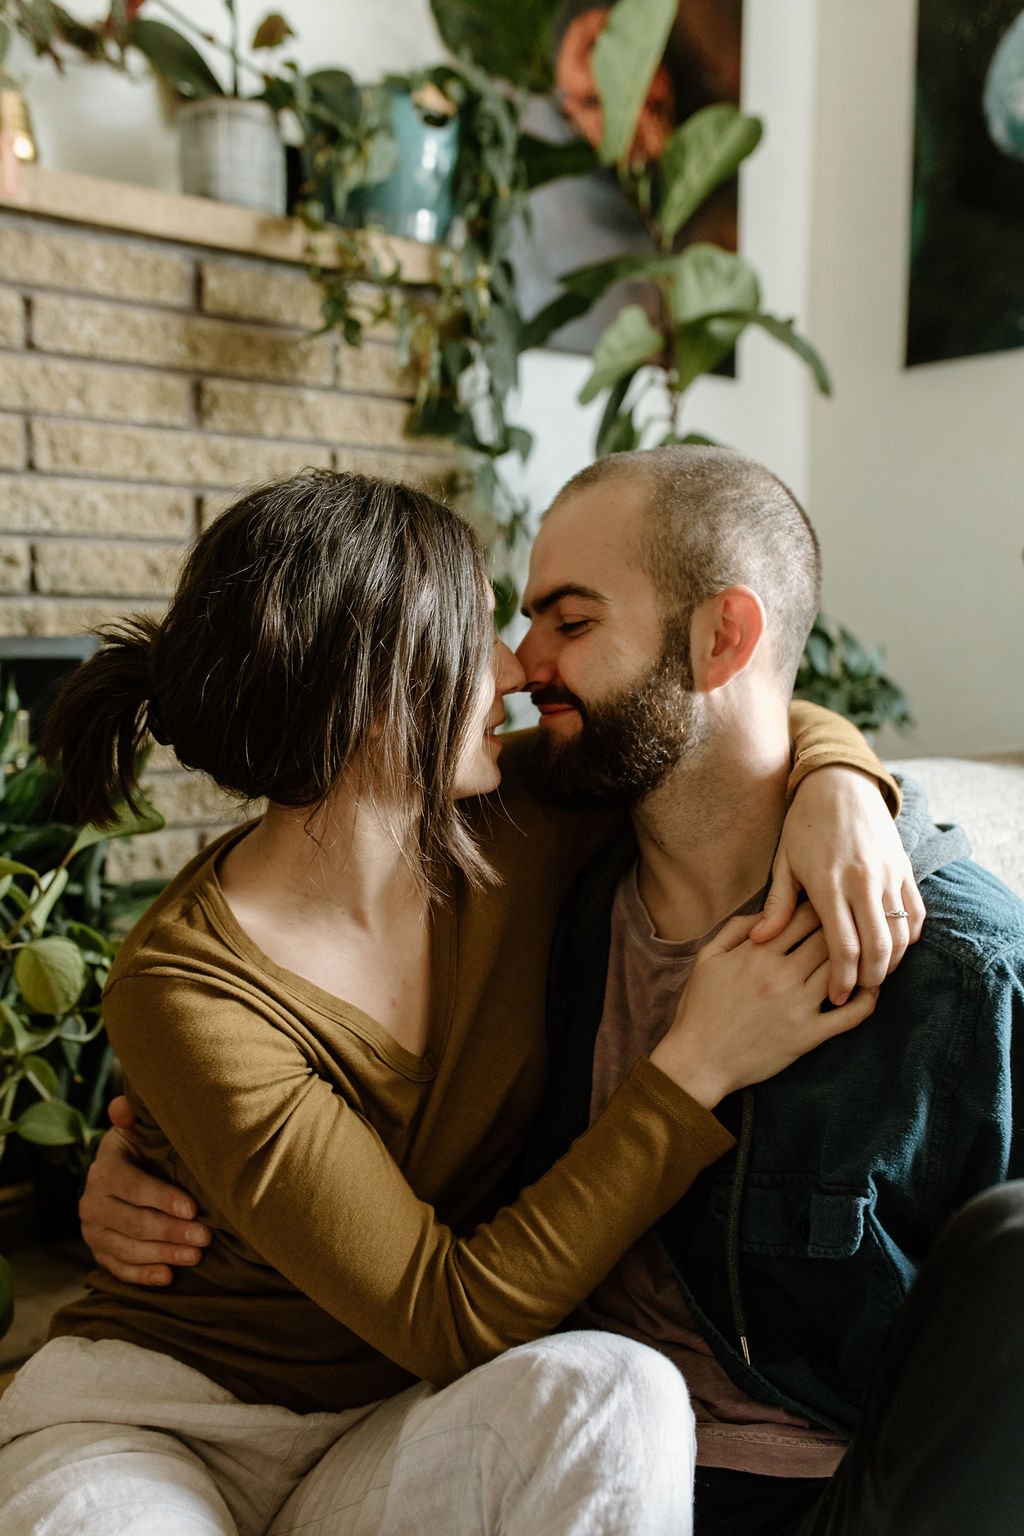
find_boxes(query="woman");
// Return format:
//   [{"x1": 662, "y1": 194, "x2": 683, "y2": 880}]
[{"x1": 0, "y1": 470, "x2": 901, "y2": 1535}]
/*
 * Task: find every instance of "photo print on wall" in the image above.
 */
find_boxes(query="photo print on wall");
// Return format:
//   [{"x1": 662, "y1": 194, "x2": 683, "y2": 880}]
[
  {"x1": 907, "y1": 0, "x2": 1024, "y2": 367},
  {"x1": 513, "y1": 0, "x2": 744, "y2": 353}
]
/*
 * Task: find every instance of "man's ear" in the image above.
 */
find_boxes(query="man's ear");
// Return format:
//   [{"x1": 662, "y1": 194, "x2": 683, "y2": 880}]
[{"x1": 690, "y1": 586, "x2": 767, "y2": 692}]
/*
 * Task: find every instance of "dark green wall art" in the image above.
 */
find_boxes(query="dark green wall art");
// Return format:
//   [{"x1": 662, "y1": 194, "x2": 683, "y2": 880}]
[{"x1": 907, "y1": 1, "x2": 1024, "y2": 366}]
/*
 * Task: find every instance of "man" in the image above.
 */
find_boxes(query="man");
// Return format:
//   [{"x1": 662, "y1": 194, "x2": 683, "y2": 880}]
[
  {"x1": 77, "y1": 447, "x2": 1024, "y2": 1531},
  {"x1": 515, "y1": 447, "x2": 1024, "y2": 1533}
]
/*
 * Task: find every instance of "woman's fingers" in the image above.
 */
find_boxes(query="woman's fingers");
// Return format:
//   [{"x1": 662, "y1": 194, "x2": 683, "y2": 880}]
[
  {"x1": 80, "y1": 1127, "x2": 211, "y2": 1286},
  {"x1": 815, "y1": 983, "x2": 880, "y2": 1042},
  {"x1": 699, "y1": 912, "x2": 762, "y2": 956}
]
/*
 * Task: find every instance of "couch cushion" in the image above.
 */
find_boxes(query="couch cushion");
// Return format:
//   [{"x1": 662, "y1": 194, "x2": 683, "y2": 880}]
[{"x1": 887, "y1": 755, "x2": 1024, "y2": 899}]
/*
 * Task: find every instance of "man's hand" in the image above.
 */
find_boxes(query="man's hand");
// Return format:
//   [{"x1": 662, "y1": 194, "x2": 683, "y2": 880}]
[
  {"x1": 80, "y1": 1096, "x2": 211, "y2": 1285},
  {"x1": 753, "y1": 766, "x2": 925, "y2": 1005}
]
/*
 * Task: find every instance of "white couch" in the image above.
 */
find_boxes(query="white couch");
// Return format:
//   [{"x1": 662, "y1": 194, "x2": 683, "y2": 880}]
[{"x1": 887, "y1": 754, "x2": 1024, "y2": 899}]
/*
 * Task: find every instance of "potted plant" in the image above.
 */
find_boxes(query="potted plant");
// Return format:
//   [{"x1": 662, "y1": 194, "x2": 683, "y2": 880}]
[
  {"x1": 0, "y1": 677, "x2": 165, "y2": 1331},
  {"x1": 794, "y1": 614, "x2": 913, "y2": 739},
  {"x1": 0, "y1": 0, "x2": 294, "y2": 213}
]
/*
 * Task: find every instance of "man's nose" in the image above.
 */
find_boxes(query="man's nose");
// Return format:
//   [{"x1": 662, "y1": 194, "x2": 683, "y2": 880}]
[
  {"x1": 496, "y1": 641, "x2": 526, "y2": 694},
  {"x1": 514, "y1": 630, "x2": 553, "y2": 692}
]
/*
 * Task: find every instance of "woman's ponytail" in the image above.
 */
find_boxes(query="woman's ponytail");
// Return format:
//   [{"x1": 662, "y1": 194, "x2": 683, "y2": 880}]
[{"x1": 41, "y1": 616, "x2": 159, "y2": 828}]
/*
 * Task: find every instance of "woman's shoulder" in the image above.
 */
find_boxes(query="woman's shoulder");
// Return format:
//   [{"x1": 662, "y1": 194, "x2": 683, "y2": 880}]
[{"x1": 107, "y1": 823, "x2": 254, "y2": 991}]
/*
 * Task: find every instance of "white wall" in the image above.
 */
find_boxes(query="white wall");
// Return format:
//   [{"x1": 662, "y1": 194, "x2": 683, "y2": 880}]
[
  {"x1": 8, "y1": 0, "x2": 445, "y2": 187},
  {"x1": 9, "y1": 0, "x2": 1023, "y2": 751},
  {"x1": 805, "y1": 0, "x2": 1024, "y2": 755}
]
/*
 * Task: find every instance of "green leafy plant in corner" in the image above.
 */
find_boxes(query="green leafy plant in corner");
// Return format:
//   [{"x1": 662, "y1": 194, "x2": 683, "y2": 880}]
[
  {"x1": 0, "y1": 678, "x2": 165, "y2": 1337},
  {"x1": 794, "y1": 615, "x2": 913, "y2": 736}
]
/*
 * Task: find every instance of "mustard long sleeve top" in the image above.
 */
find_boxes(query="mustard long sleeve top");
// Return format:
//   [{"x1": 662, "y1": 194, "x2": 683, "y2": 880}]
[{"x1": 51, "y1": 708, "x2": 895, "y2": 1413}]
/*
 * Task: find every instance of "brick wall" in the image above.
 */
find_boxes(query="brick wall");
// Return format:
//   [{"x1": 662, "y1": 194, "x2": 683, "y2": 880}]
[{"x1": 0, "y1": 202, "x2": 454, "y2": 880}]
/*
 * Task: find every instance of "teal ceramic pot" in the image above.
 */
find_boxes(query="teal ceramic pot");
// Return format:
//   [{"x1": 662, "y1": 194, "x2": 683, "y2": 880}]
[{"x1": 352, "y1": 88, "x2": 459, "y2": 243}]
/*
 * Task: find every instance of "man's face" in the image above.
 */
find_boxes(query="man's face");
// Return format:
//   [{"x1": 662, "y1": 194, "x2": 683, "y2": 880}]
[{"x1": 516, "y1": 481, "x2": 703, "y2": 805}]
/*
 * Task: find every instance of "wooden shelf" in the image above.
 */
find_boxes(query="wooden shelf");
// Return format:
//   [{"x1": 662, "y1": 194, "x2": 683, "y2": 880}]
[{"x1": 0, "y1": 163, "x2": 439, "y2": 283}]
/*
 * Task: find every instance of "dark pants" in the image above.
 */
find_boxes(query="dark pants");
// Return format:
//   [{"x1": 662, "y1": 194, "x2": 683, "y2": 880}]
[{"x1": 693, "y1": 1182, "x2": 1024, "y2": 1536}]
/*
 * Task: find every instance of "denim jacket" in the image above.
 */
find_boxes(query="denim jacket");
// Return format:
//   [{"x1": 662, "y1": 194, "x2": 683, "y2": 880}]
[{"x1": 524, "y1": 780, "x2": 1024, "y2": 1433}]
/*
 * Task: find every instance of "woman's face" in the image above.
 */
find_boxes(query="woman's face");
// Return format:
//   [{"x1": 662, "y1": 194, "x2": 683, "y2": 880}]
[{"x1": 453, "y1": 633, "x2": 526, "y2": 799}]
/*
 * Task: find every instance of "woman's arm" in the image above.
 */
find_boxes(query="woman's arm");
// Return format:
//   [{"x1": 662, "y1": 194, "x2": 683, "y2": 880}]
[
  {"x1": 767, "y1": 701, "x2": 925, "y2": 1004},
  {"x1": 87, "y1": 911, "x2": 873, "y2": 1387}
]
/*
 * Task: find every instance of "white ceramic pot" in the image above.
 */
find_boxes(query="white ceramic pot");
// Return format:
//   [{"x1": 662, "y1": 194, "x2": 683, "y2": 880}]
[{"x1": 178, "y1": 97, "x2": 285, "y2": 216}]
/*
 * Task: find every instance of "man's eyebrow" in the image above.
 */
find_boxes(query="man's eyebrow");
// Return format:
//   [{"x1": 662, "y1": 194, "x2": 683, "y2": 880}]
[{"x1": 520, "y1": 583, "x2": 607, "y2": 619}]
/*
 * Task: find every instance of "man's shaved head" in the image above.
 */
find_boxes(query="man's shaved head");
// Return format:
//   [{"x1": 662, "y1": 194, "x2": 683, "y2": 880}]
[{"x1": 551, "y1": 446, "x2": 821, "y2": 691}]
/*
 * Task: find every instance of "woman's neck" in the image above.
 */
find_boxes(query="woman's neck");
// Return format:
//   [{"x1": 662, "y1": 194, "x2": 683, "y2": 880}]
[
  {"x1": 217, "y1": 781, "x2": 435, "y2": 1056},
  {"x1": 220, "y1": 782, "x2": 426, "y2": 935}
]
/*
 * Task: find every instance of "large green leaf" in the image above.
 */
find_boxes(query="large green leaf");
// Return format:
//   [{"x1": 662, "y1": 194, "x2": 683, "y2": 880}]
[
  {"x1": 428, "y1": 0, "x2": 552, "y2": 90},
  {"x1": 14, "y1": 1099, "x2": 88, "y2": 1147},
  {"x1": 560, "y1": 250, "x2": 677, "y2": 301},
  {"x1": 579, "y1": 305, "x2": 663, "y2": 405},
  {"x1": 659, "y1": 105, "x2": 763, "y2": 242},
  {"x1": 128, "y1": 18, "x2": 224, "y2": 100},
  {"x1": 305, "y1": 68, "x2": 362, "y2": 133},
  {"x1": 672, "y1": 317, "x2": 741, "y2": 395},
  {"x1": 591, "y1": 0, "x2": 677, "y2": 168},
  {"x1": 14, "y1": 936, "x2": 88, "y2": 1016},
  {"x1": 0, "y1": 857, "x2": 41, "y2": 885},
  {"x1": 595, "y1": 371, "x2": 639, "y2": 456},
  {"x1": 22, "y1": 1054, "x2": 61, "y2": 1099},
  {"x1": 0, "y1": 999, "x2": 49, "y2": 1054},
  {"x1": 518, "y1": 133, "x2": 599, "y2": 191},
  {"x1": 705, "y1": 310, "x2": 833, "y2": 396},
  {"x1": 668, "y1": 244, "x2": 760, "y2": 324},
  {"x1": 520, "y1": 291, "x2": 594, "y2": 351},
  {"x1": 67, "y1": 798, "x2": 165, "y2": 861},
  {"x1": 25, "y1": 866, "x2": 68, "y2": 937}
]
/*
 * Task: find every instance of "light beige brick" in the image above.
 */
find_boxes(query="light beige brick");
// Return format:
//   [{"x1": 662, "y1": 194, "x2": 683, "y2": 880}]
[
  {"x1": 0, "y1": 596, "x2": 165, "y2": 637},
  {"x1": 0, "y1": 290, "x2": 24, "y2": 349},
  {"x1": 0, "y1": 538, "x2": 29, "y2": 593},
  {"x1": 198, "y1": 491, "x2": 231, "y2": 530},
  {"x1": 0, "y1": 414, "x2": 23, "y2": 469},
  {"x1": 144, "y1": 743, "x2": 183, "y2": 774},
  {"x1": 200, "y1": 259, "x2": 324, "y2": 329},
  {"x1": 33, "y1": 539, "x2": 183, "y2": 597},
  {"x1": 0, "y1": 222, "x2": 193, "y2": 307},
  {"x1": 333, "y1": 446, "x2": 457, "y2": 495},
  {"x1": 104, "y1": 828, "x2": 203, "y2": 885},
  {"x1": 200, "y1": 377, "x2": 416, "y2": 447},
  {"x1": 0, "y1": 353, "x2": 193, "y2": 428},
  {"x1": 32, "y1": 419, "x2": 330, "y2": 488},
  {"x1": 0, "y1": 477, "x2": 193, "y2": 538},
  {"x1": 32, "y1": 294, "x2": 333, "y2": 388},
  {"x1": 336, "y1": 339, "x2": 414, "y2": 398},
  {"x1": 148, "y1": 771, "x2": 245, "y2": 825}
]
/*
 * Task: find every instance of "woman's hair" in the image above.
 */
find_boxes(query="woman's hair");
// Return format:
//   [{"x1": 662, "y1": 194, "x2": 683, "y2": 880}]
[{"x1": 43, "y1": 469, "x2": 496, "y2": 891}]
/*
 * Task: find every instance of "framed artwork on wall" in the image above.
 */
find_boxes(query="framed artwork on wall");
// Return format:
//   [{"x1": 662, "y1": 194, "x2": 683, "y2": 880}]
[
  {"x1": 907, "y1": 1, "x2": 1024, "y2": 367},
  {"x1": 514, "y1": 0, "x2": 744, "y2": 354}
]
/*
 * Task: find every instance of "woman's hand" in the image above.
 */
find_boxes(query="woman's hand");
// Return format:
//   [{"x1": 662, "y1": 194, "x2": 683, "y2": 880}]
[
  {"x1": 650, "y1": 904, "x2": 879, "y2": 1109},
  {"x1": 80, "y1": 1096, "x2": 211, "y2": 1285},
  {"x1": 753, "y1": 766, "x2": 925, "y2": 1005}
]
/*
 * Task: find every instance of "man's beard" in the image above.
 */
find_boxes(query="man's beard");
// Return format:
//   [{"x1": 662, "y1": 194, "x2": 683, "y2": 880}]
[{"x1": 527, "y1": 636, "x2": 704, "y2": 808}]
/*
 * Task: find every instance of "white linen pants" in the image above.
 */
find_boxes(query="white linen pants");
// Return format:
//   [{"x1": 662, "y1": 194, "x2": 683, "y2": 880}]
[{"x1": 0, "y1": 1331, "x2": 696, "y2": 1535}]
